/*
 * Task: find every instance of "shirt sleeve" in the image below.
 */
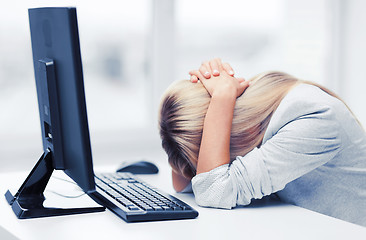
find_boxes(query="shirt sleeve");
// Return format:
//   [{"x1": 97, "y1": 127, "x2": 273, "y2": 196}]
[{"x1": 191, "y1": 103, "x2": 342, "y2": 209}]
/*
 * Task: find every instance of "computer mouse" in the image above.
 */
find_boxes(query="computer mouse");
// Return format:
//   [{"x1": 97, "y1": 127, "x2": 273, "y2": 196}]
[{"x1": 116, "y1": 160, "x2": 159, "y2": 174}]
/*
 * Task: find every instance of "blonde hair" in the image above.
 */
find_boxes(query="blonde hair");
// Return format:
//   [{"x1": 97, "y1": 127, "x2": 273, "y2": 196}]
[{"x1": 158, "y1": 71, "x2": 342, "y2": 179}]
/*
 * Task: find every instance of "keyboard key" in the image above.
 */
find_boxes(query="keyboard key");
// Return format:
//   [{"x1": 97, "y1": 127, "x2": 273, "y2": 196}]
[
  {"x1": 161, "y1": 206, "x2": 171, "y2": 211},
  {"x1": 116, "y1": 197, "x2": 133, "y2": 206},
  {"x1": 128, "y1": 206, "x2": 141, "y2": 211},
  {"x1": 152, "y1": 206, "x2": 163, "y2": 211},
  {"x1": 172, "y1": 206, "x2": 183, "y2": 211},
  {"x1": 144, "y1": 207, "x2": 154, "y2": 211},
  {"x1": 139, "y1": 204, "x2": 154, "y2": 211}
]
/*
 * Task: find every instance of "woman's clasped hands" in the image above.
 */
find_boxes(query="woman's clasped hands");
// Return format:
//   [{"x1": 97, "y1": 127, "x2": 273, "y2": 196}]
[{"x1": 189, "y1": 58, "x2": 250, "y2": 98}]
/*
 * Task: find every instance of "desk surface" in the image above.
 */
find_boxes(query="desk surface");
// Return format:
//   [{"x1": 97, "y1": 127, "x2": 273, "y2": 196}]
[{"x1": 1, "y1": 163, "x2": 366, "y2": 240}]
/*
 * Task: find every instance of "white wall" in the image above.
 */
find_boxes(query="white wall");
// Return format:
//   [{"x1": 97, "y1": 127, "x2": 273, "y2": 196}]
[{"x1": 340, "y1": 0, "x2": 366, "y2": 125}]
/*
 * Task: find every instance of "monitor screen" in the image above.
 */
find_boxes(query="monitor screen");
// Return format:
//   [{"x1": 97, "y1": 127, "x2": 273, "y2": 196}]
[{"x1": 29, "y1": 7, "x2": 95, "y2": 193}]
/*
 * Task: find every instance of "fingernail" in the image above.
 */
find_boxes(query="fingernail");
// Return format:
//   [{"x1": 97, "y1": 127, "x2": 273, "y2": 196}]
[
  {"x1": 204, "y1": 72, "x2": 210, "y2": 77},
  {"x1": 213, "y1": 69, "x2": 219, "y2": 75},
  {"x1": 229, "y1": 70, "x2": 234, "y2": 75}
]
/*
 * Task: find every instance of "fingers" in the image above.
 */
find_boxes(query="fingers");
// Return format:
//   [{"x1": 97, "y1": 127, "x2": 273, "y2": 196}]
[
  {"x1": 199, "y1": 61, "x2": 211, "y2": 79},
  {"x1": 237, "y1": 77, "x2": 245, "y2": 83},
  {"x1": 190, "y1": 75, "x2": 198, "y2": 83},
  {"x1": 237, "y1": 79, "x2": 250, "y2": 97},
  {"x1": 189, "y1": 58, "x2": 237, "y2": 83},
  {"x1": 189, "y1": 70, "x2": 206, "y2": 83},
  {"x1": 240, "y1": 80, "x2": 250, "y2": 89},
  {"x1": 222, "y1": 62, "x2": 235, "y2": 76},
  {"x1": 202, "y1": 58, "x2": 234, "y2": 77},
  {"x1": 198, "y1": 58, "x2": 223, "y2": 78},
  {"x1": 210, "y1": 58, "x2": 222, "y2": 77}
]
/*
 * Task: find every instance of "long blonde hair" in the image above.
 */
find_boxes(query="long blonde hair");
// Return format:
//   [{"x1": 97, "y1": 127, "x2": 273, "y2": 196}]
[{"x1": 159, "y1": 71, "x2": 342, "y2": 179}]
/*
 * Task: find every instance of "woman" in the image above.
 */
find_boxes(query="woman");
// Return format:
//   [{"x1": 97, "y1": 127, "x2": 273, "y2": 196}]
[{"x1": 158, "y1": 58, "x2": 366, "y2": 227}]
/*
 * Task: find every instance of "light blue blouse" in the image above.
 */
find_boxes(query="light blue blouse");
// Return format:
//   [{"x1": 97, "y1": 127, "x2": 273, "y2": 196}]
[{"x1": 191, "y1": 83, "x2": 366, "y2": 227}]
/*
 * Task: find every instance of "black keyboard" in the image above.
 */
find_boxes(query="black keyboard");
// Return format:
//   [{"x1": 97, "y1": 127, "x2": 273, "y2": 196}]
[{"x1": 93, "y1": 172, "x2": 198, "y2": 222}]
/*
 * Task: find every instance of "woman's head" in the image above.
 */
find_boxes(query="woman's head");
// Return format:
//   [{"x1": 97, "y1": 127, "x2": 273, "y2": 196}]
[
  {"x1": 159, "y1": 80, "x2": 210, "y2": 179},
  {"x1": 159, "y1": 71, "x2": 300, "y2": 179}
]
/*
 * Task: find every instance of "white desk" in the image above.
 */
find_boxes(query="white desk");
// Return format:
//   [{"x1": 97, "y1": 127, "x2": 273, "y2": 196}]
[{"x1": 1, "y1": 163, "x2": 366, "y2": 240}]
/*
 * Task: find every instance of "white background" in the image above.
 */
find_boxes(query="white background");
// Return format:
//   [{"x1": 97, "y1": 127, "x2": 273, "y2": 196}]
[{"x1": 1, "y1": 0, "x2": 366, "y2": 172}]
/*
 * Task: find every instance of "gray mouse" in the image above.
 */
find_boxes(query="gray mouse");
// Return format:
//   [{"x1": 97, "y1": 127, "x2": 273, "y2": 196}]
[{"x1": 116, "y1": 160, "x2": 159, "y2": 174}]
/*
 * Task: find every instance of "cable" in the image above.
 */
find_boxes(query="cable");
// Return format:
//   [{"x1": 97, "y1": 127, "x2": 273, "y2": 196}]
[
  {"x1": 51, "y1": 175, "x2": 78, "y2": 185},
  {"x1": 47, "y1": 175, "x2": 86, "y2": 198},
  {"x1": 46, "y1": 190, "x2": 86, "y2": 198}
]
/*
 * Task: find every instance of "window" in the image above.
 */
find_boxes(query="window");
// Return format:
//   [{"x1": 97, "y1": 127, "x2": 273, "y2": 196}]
[
  {"x1": 175, "y1": 0, "x2": 329, "y2": 84},
  {"x1": 0, "y1": 0, "x2": 155, "y2": 170}
]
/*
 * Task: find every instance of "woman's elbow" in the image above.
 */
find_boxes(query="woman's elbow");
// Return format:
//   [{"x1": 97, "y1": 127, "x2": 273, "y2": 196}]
[
  {"x1": 192, "y1": 181, "x2": 237, "y2": 209},
  {"x1": 195, "y1": 194, "x2": 235, "y2": 209}
]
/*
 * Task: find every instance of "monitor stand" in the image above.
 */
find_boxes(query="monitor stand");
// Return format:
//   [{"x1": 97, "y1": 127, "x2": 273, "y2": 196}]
[{"x1": 4, "y1": 150, "x2": 105, "y2": 219}]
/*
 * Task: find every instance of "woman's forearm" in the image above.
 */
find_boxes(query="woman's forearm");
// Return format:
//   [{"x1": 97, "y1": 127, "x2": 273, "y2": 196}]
[
  {"x1": 172, "y1": 170, "x2": 191, "y2": 192},
  {"x1": 196, "y1": 88, "x2": 236, "y2": 174}
]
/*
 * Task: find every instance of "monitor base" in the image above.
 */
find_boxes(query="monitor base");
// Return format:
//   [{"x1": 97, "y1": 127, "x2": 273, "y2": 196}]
[{"x1": 4, "y1": 151, "x2": 105, "y2": 219}]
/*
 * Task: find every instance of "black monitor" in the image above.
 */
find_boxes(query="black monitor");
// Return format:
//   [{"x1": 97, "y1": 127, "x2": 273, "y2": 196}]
[
  {"x1": 30, "y1": 7, "x2": 95, "y2": 191},
  {"x1": 5, "y1": 7, "x2": 105, "y2": 218}
]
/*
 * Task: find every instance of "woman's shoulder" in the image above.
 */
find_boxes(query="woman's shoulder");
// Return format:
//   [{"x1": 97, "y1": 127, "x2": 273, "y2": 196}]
[
  {"x1": 263, "y1": 83, "x2": 340, "y2": 141},
  {"x1": 285, "y1": 83, "x2": 335, "y2": 106},
  {"x1": 276, "y1": 83, "x2": 338, "y2": 117}
]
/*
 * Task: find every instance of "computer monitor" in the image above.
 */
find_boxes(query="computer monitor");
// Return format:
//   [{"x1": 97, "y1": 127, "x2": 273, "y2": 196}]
[
  {"x1": 29, "y1": 7, "x2": 96, "y2": 192},
  {"x1": 5, "y1": 7, "x2": 105, "y2": 218}
]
